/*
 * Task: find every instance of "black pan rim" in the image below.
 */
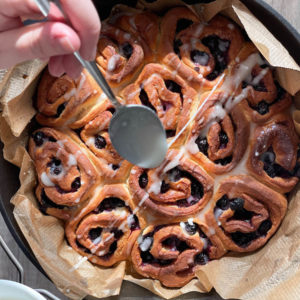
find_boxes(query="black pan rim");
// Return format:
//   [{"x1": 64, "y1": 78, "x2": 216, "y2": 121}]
[{"x1": 0, "y1": 0, "x2": 299, "y2": 294}]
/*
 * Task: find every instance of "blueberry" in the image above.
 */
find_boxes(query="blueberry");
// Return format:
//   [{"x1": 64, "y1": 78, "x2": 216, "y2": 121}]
[
  {"x1": 71, "y1": 177, "x2": 81, "y2": 190},
  {"x1": 184, "y1": 222, "x2": 198, "y2": 235},
  {"x1": 166, "y1": 130, "x2": 176, "y2": 138},
  {"x1": 176, "y1": 18, "x2": 194, "y2": 34},
  {"x1": 111, "y1": 229, "x2": 124, "y2": 239},
  {"x1": 261, "y1": 151, "x2": 276, "y2": 164},
  {"x1": 230, "y1": 198, "x2": 244, "y2": 211},
  {"x1": 164, "y1": 80, "x2": 182, "y2": 94},
  {"x1": 112, "y1": 164, "x2": 119, "y2": 171},
  {"x1": 95, "y1": 135, "x2": 106, "y2": 149},
  {"x1": 139, "y1": 89, "x2": 156, "y2": 112},
  {"x1": 195, "y1": 136, "x2": 208, "y2": 156},
  {"x1": 139, "y1": 172, "x2": 148, "y2": 189},
  {"x1": 191, "y1": 181, "x2": 204, "y2": 199},
  {"x1": 141, "y1": 251, "x2": 154, "y2": 263},
  {"x1": 219, "y1": 131, "x2": 229, "y2": 148},
  {"x1": 190, "y1": 50, "x2": 209, "y2": 66},
  {"x1": 263, "y1": 164, "x2": 277, "y2": 178},
  {"x1": 258, "y1": 220, "x2": 272, "y2": 236},
  {"x1": 160, "y1": 180, "x2": 170, "y2": 194},
  {"x1": 129, "y1": 215, "x2": 140, "y2": 230},
  {"x1": 89, "y1": 227, "x2": 102, "y2": 242},
  {"x1": 121, "y1": 42, "x2": 133, "y2": 60},
  {"x1": 33, "y1": 131, "x2": 45, "y2": 147},
  {"x1": 173, "y1": 39, "x2": 183, "y2": 57},
  {"x1": 167, "y1": 167, "x2": 182, "y2": 182},
  {"x1": 231, "y1": 231, "x2": 257, "y2": 248},
  {"x1": 98, "y1": 197, "x2": 125, "y2": 212},
  {"x1": 195, "y1": 253, "x2": 209, "y2": 265},
  {"x1": 255, "y1": 101, "x2": 269, "y2": 115},
  {"x1": 108, "y1": 241, "x2": 118, "y2": 254},
  {"x1": 202, "y1": 35, "x2": 231, "y2": 80},
  {"x1": 216, "y1": 195, "x2": 229, "y2": 210},
  {"x1": 176, "y1": 199, "x2": 189, "y2": 207},
  {"x1": 48, "y1": 158, "x2": 62, "y2": 176},
  {"x1": 233, "y1": 208, "x2": 253, "y2": 222},
  {"x1": 56, "y1": 103, "x2": 66, "y2": 118}
]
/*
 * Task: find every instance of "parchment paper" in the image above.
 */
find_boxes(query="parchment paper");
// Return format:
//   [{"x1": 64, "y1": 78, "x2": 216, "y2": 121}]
[{"x1": 1, "y1": 0, "x2": 300, "y2": 299}]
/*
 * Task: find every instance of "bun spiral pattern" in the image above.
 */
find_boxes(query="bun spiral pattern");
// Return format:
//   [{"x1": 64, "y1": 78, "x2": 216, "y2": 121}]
[
  {"x1": 131, "y1": 221, "x2": 226, "y2": 287},
  {"x1": 30, "y1": 5, "x2": 299, "y2": 289},
  {"x1": 29, "y1": 128, "x2": 99, "y2": 220},
  {"x1": 66, "y1": 184, "x2": 143, "y2": 267}
]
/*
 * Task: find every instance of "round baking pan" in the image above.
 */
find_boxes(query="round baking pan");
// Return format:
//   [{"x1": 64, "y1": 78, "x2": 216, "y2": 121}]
[{"x1": 0, "y1": 0, "x2": 299, "y2": 299}]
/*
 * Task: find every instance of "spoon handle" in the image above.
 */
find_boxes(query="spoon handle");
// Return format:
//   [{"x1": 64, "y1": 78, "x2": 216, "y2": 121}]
[
  {"x1": 73, "y1": 52, "x2": 122, "y2": 109},
  {"x1": 33, "y1": 0, "x2": 122, "y2": 109}
]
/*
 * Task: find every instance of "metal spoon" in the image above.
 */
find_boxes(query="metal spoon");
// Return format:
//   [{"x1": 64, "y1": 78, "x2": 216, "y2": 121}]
[{"x1": 34, "y1": 0, "x2": 168, "y2": 168}]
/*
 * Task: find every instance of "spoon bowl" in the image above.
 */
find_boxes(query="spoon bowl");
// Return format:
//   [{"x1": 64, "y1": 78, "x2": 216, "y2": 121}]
[{"x1": 109, "y1": 105, "x2": 168, "y2": 168}]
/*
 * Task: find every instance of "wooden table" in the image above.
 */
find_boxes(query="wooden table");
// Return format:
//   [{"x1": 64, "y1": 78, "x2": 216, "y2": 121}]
[{"x1": 0, "y1": 1, "x2": 299, "y2": 299}]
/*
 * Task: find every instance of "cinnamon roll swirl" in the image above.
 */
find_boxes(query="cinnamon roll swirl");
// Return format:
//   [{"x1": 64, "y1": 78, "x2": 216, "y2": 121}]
[
  {"x1": 159, "y1": 7, "x2": 244, "y2": 90},
  {"x1": 129, "y1": 149, "x2": 214, "y2": 217},
  {"x1": 235, "y1": 44, "x2": 292, "y2": 123},
  {"x1": 206, "y1": 176, "x2": 287, "y2": 252},
  {"x1": 247, "y1": 114, "x2": 300, "y2": 193},
  {"x1": 29, "y1": 128, "x2": 98, "y2": 219},
  {"x1": 122, "y1": 63, "x2": 197, "y2": 144},
  {"x1": 186, "y1": 91, "x2": 250, "y2": 175},
  {"x1": 66, "y1": 184, "x2": 143, "y2": 267},
  {"x1": 36, "y1": 69, "x2": 107, "y2": 129},
  {"x1": 80, "y1": 100, "x2": 132, "y2": 183},
  {"x1": 109, "y1": 11, "x2": 159, "y2": 62},
  {"x1": 96, "y1": 23, "x2": 144, "y2": 89},
  {"x1": 131, "y1": 221, "x2": 225, "y2": 288}
]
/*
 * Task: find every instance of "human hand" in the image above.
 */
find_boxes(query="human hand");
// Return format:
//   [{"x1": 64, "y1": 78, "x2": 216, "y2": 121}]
[{"x1": 0, "y1": 0, "x2": 101, "y2": 78}]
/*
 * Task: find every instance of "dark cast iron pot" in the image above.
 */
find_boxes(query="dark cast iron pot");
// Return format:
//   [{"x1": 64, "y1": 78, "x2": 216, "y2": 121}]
[{"x1": 0, "y1": 0, "x2": 299, "y2": 299}]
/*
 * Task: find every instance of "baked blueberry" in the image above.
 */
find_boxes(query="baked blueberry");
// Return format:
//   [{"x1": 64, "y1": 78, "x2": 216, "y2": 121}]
[
  {"x1": 121, "y1": 42, "x2": 133, "y2": 59},
  {"x1": 184, "y1": 222, "x2": 198, "y2": 235},
  {"x1": 89, "y1": 227, "x2": 102, "y2": 242},
  {"x1": 219, "y1": 130, "x2": 229, "y2": 148},
  {"x1": 195, "y1": 136, "x2": 209, "y2": 156},
  {"x1": 139, "y1": 172, "x2": 148, "y2": 189},
  {"x1": 195, "y1": 253, "x2": 209, "y2": 265},
  {"x1": 95, "y1": 135, "x2": 107, "y2": 149},
  {"x1": 140, "y1": 89, "x2": 156, "y2": 112},
  {"x1": 216, "y1": 195, "x2": 230, "y2": 210},
  {"x1": 71, "y1": 177, "x2": 81, "y2": 190},
  {"x1": 258, "y1": 220, "x2": 272, "y2": 236},
  {"x1": 160, "y1": 180, "x2": 170, "y2": 194},
  {"x1": 176, "y1": 18, "x2": 194, "y2": 34},
  {"x1": 230, "y1": 198, "x2": 244, "y2": 211},
  {"x1": 56, "y1": 103, "x2": 66, "y2": 118},
  {"x1": 33, "y1": 131, "x2": 45, "y2": 147}
]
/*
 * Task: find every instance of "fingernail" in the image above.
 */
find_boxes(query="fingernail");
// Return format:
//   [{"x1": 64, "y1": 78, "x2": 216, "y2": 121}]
[{"x1": 58, "y1": 36, "x2": 76, "y2": 53}]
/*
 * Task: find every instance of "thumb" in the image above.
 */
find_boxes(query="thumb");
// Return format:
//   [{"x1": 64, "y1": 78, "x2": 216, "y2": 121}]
[{"x1": 0, "y1": 22, "x2": 81, "y2": 68}]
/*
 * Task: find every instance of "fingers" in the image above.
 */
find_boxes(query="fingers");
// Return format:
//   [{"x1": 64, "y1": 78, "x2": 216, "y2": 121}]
[
  {"x1": 60, "y1": 0, "x2": 101, "y2": 60},
  {"x1": 0, "y1": 21, "x2": 80, "y2": 71}
]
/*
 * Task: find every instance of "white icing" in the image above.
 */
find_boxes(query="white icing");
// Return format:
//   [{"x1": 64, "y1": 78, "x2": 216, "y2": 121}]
[
  {"x1": 139, "y1": 237, "x2": 153, "y2": 252},
  {"x1": 127, "y1": 214, "x2": 136, "y2": 228},
  {"x1": 214, "y1": 208, "x2": 223, "y2": 226},
  {"x1": 187, "y1": 218, "x2": 194, "y2": 226},
  {"x1": 41, "y1": 172, "x2": 55, "y2": 187},
  {"x1": 97, "y1": 93, "x2": 107, "y2": 104},
  {"x1": 69, "y1": 256, "x2": 88, "y2": 272},
  {"x1": 93, "y1": 236, "x2": 102, "y2": 245},
  {"x1": 131, "y1": 169, "x2": 136, "y2": 174},
  {"x1": 86, "y1": 137, "x2": 95, "y2": 147},
  {"x1": 168, "y1": 73, "x2": 225, "y2": 148},
  {"x1": 68, "y1": 154, "x2": 77, "y2": 167},
  {"x1": 228, "y1": 23, "x2": 235, "y2": 30},
  {"x1": 107, "y1": 55, "x2": 121, "y2": 72},
  {"x1": 124, "y1": 33, "x2": 131, "y2": 40},
  {"x1": 200, "y1": 237, "x2": 208, "y2": 249}
]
